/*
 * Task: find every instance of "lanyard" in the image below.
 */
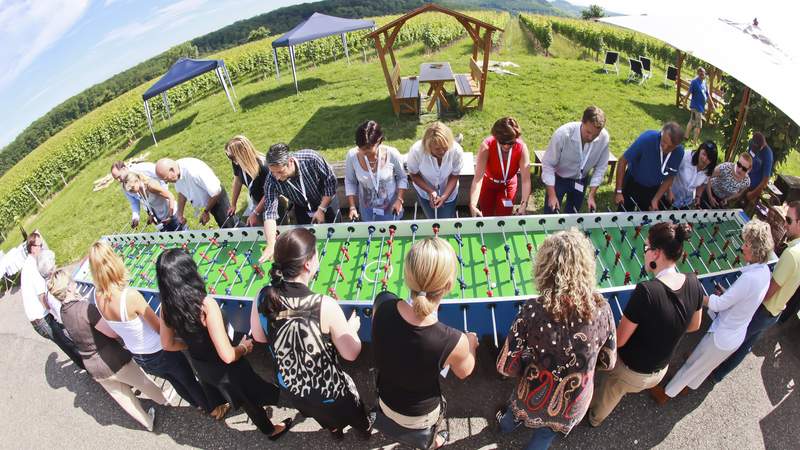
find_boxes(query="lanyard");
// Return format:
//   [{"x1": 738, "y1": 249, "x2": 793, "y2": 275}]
[
  {"x1": 659, "y1": 147, "x2": 671, "y2": 176},
  {"x1": 496, "y1": 141, "x2": 513, "y2": 185},
  {"x1": 285, "y1": 160, "x2": 311, "y2": 211},
  {"x1": 578, "y1": 142, "x2": 592, "y2": 178},
  {"x1": 428, "y1": 153, "x2": 445, "y2": 194},
  {"x1": 363, "y1": 147, "x2": 382, "y2": 193},
  {"x1": 655, "y1": 265, "x2": 678, "y2": 279}
]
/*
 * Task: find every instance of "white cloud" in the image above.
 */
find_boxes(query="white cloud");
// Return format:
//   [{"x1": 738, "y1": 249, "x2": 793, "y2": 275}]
[
  {"x1": 0, "y1": 0, "x2": 90, "y2": 90},
  {"x1": 97, "y1": 0, "x2": 206, "y2": 46}
]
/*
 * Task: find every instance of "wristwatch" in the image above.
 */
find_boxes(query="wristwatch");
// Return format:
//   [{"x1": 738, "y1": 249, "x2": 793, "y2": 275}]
[{"x1": 317, "y1": 205, "x2": 327, "y2": 212}]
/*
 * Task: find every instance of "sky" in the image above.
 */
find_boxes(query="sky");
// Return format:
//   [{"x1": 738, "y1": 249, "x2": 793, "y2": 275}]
[
  {"x1": 0, "y1": 0, "x2": 796, "y2": 148},
  {"x1": 0, "y1": 0, "x2": 305, "y2": 148}
]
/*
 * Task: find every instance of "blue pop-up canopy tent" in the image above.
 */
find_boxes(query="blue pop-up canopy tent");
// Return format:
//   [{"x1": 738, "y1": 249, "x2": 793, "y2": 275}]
[
  {"x1": 142, "y1": 58, "x2": 237, "y2": 145},
  {"x1": 272, "y1": 12, "x2": 375, "y2": 93}
]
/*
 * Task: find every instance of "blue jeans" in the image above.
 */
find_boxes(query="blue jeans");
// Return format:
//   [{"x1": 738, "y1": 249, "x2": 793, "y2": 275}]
[
  {"x1": 132, "y1": 350, "x2": 213, "y2": 412},
  {"x1": 31, "y1": 314, "x2": 85, "y2": 370},
  {"x1": 359, "y1": 205, "x2": 401, "y2": 222},
  {"x1": 543, "y1": 175, "x2": 589, "y2": 214},
  {"x1": 418, "y1": 197, "x2": 457, "y2": 219},
  {"x1": 498, "y1": 407, "x2": 558, "y2": 450},
  {"x1": 712, "y1": 305, "x2": 780, "y2": 381}
]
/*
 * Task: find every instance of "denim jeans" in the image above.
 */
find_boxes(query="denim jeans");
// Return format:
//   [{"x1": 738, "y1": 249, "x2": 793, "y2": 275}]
[
  {"x1": 132, "y1": 350, "x2": 212, "y2": 412},
  {"x1": 418, "y1": 198, "x2": 457, "y2": 220},
  {"x1": 543, "y1": 175, "x2": 589, "y2": 214},
  {"x1": 31, "y1": 314, "x2": 85, "y2": 370},
  {"x1": 712, "y1": 304, "x2": 780, "y2": 381},
  {"x1": 498, "y1": 407, "x2": 558, "y2": 450}
]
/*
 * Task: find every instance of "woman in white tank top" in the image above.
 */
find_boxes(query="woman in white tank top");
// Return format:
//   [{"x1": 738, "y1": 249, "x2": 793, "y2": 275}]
[{"x1": 90, "y1": 241, "x2": 227, "y2": 418}]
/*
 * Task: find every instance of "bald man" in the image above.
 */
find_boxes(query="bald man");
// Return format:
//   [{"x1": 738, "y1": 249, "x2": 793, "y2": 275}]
[{"x1": 155, "y1": 158, "x2": 236, "y2": 228}]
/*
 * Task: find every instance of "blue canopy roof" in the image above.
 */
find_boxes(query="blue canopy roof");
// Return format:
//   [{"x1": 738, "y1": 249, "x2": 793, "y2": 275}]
[
  {"x1": 143, "y1": 58, "x2": 223, "y2": 100},
  {"x1": 272, "y1": 12, "x2": 374, "y2": 48}
]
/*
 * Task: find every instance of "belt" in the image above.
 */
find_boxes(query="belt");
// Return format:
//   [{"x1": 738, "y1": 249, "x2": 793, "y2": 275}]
[{"x1": 484, "y1": 174, "x2": 509, "y2": 185}]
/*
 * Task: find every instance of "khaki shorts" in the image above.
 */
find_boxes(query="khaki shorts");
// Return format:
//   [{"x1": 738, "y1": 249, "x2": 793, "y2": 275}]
[{"x1": 689, "y1": 109, "x2": 704, "y2": 129}]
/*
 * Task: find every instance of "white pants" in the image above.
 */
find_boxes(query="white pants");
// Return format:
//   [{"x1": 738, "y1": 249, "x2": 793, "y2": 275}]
[{"x1": 665, "y1": 332, "x2": 734, "y2": 397}]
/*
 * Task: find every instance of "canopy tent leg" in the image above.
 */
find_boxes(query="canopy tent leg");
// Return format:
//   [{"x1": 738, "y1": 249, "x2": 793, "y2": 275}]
[
  {"x1": 342, "y1": 33, "x2": 351, "y2": 64},
  {"x1": 143, "y1": 100, "x2": 157, "y2": 146},
  {"x1": 273, "y1": 48, "x2": 280, "y2": 79},
  {"x1": 222, "y1": 63, "x2": 237, "y2": 100},
  {"x1": 289, "y1": 45, "x2": 299, "y2": 94},
  {"x1": 161, "y1": 92, "x2": 172, "y2": 125},
  {"x1": 216, "y1": 68, "x2": 237, "y2": 112}
]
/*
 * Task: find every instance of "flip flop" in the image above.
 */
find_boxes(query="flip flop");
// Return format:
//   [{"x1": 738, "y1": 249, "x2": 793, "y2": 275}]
[{"x1": 268, "y1": 418, "x2": 294, "y2": 441}]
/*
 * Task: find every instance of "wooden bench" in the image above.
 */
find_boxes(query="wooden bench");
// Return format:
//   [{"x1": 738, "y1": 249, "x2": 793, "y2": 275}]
[
  {"x1": 389, "y1": 63, "x2": 420, "y2": 116},
  {"x1": 453, "y1": 58, "x2": 483, "y2": 110}
]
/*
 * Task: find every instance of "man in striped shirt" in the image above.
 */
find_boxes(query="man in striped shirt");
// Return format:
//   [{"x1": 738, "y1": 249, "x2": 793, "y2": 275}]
[{"x1": 259, "y1": 143, "x2": 339, "y2": 262}]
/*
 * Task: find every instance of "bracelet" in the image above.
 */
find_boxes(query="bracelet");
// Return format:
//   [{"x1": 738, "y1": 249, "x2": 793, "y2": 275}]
[
  {"x1": 317, "y1": 205, "x2": 326, "y2": 212},
  {"x1": 615, "y1": 189, "x2": 623, "y2": 194}
]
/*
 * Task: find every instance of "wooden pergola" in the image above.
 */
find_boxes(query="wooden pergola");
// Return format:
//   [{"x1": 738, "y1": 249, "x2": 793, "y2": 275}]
[{"x1": 366, "y1": 3, "x2": 503, "y2": 114}]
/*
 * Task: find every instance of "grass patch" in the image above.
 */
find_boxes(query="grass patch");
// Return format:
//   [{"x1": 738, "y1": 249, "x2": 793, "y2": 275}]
[{"x1": 2, "y1": 17, "x2": 725, "y2": 263}]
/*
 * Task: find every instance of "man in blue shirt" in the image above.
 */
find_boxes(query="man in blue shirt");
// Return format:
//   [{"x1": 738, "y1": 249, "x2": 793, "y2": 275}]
[
  {"x1": 685, "y1": 68, "x2": 715, "y2": 144},
  {"x1": 744, "y1": 131, "x2": 774, "y2": 205},
  {"x1": 614, "y1": 122, "x2": 685, "y2": 211}
]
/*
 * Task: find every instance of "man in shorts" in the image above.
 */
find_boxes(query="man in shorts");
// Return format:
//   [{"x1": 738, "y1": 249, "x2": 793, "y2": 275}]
[{"x1": 685, "y1": 68, "x2": 715, "y2": 144}]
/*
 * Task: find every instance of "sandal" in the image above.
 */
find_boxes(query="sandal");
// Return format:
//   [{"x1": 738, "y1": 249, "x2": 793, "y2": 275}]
[
  {"x1": 432, "y1": 430, "x2": 449, "y2": 449},
  {"x1": 210, "y1": 403, "x2": 231, "y2": 420},
  {"x1": 268, "y1": 418, "x2": 294, "y2": 441}
]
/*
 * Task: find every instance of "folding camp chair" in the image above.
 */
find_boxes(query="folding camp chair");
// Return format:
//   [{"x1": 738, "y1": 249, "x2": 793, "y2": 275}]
[
  {"x1": 627, "y1": 58, "x2": 644, "y2": 84},
  {"x1": 639, "y1": 56, "x2": 653, "y2": 81},
  {"x1": 603, "y1": 51, "x2": 619, "y2": 75},
  {"x1": 664, "y1": 65, "x2": 678, "y2": 88}
]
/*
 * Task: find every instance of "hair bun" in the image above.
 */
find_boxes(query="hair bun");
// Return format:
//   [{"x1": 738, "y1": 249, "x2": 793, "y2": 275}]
[{"x1": 673, "y1": 223, "x2": 691, "y2": 243}]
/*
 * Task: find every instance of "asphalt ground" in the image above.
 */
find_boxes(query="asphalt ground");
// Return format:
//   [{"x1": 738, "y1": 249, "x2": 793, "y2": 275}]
[{"x1": 1, "y1": 285, "x2": 798, "y2": 450}]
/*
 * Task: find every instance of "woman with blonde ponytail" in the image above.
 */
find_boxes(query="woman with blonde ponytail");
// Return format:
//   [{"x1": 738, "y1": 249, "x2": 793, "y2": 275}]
[{"x1": 371, "y1": 237, "x2": 479, "y2": 449}]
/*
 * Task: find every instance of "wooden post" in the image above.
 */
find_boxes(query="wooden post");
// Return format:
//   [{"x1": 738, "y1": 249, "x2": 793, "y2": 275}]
[
  {"x1": 60, "y1": 173, "x2": 68, "y2": 187},
  {"x1": 478, "y1": 30, "x2": 493, "y2": 110},
  {"x1": 372, "y1": 35, "x2": 399, "y2": 115},
  {"x1": 675, "y1": 52, "x2": 684, "y2": 107},
  {"x1": 25, "y1": 185, "x2": 44, "y2": 208},
  {"x1": 727, "y1": 87, "x2": 752, "y2": 161}
]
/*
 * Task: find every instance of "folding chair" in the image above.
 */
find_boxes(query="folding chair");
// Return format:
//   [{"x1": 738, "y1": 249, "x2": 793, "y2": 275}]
[
  {"x1": 664, "y1": 65, "x2": 678, "y2": 88},
  {"x1": 603, "y1": 51, "x2": 619, "y2": 75},
  {"x1": 627, "y1": 58, "x2": 644, "y2": 84},
  {"x1": 639, "y1": 56, "x2": 653, "y2": 81}
]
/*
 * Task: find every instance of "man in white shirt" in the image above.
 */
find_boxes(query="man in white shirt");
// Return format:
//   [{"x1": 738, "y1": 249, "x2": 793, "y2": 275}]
[
  {"x1": 110, "y1": 161, "x2": 164, "y2": 229},
  {"x1": 155, "y1": 157, "x2": 237, "y2": 228},
  {"x1": 542, "y1": 106, "x2": 610, "y2": 214},
  {"x1": 22, "y1": 232, "x2": 84, "y2": 369}
]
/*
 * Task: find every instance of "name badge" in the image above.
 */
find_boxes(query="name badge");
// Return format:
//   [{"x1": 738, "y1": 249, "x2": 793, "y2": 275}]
[
  {"x1": 502, "y1": 198, "x2": 513, "y2": 208},
  {"x1": 749, "y1": 150, "x2": 756, "y2": 158},
  {"x1": 574, "y1": 182, "x2": 585, "y2": 193},
  {"x1": 372, "y1": 208, "x2": 385, "y2": 216}
]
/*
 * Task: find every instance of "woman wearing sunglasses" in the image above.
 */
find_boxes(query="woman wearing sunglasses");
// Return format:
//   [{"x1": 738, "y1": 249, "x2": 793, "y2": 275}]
[
  {"x1": 469, "y1": 117, "x2": 532, "y2": 217},
  {"x1": 701, "y1": 152, "x2": 752, "y2": 208}
]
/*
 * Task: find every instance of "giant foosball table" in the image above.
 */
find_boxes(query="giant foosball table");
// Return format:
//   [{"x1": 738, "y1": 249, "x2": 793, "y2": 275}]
[{"x1": 73, "y1": 209, "x2": 774, "y2": 346}]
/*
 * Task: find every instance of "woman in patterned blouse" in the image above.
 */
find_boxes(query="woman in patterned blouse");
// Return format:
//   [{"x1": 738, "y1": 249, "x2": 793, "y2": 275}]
[{"x1": 496, "y1": 229, "x2": 617, "y2": 450}]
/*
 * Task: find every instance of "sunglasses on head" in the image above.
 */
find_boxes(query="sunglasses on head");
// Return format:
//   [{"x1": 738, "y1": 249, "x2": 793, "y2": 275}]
[
  {"x1": 736, "y1": 161, "x2": 750, "y2": 171},
  {"x1": 644, "y1": 244, "x2": 654, "y2": 253},
  {"x1": 499, "y1": 139, "x2": 515, "y2": 146}
]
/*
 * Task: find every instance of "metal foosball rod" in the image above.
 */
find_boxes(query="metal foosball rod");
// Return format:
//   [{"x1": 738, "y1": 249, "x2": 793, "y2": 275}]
[
  {"x1": 693, "y1": 226, "x2": 724, "y2": 272},
  {"x1": 518, "y1": 219, "x2": 536, "y2": 261},
  {"x1": 201, "y1": 240, "x2": 228, "y2": 282},
  {"x1": 127, "y1": 243, "x2": 156, "y2": 285},
  {"x1": 594, "y1": 216, "x2": 629, "y2": 275},
  {"x1": 594, "y1": 246, "x2": 613, "y2": 288},
  {"x1": 697, "y1": 222, "x2": 730, "y2": 268},
  {"x1": 497, "y1": 220, "x2": 521, "y2": 296},
  {"x1": 329, "y1": 226, "x2": 356, "y2": 300},
  {"x1": 476, "y1": 221, "x2": 495, "y2": 297},
  {"x1": 611, "y1": 213, "x2": 644, "y2": 267},
  {"x1": 208, "y1": 240, "x2": 243, "y2": 295},
  {"x1": 369, "y1": 228, "x2": 389, "y2": 301},
  {"x1": 311, "y1": 227, "x2": 336, "y2": 289},
  {"x1": 453, "y1": 215, "x2": 468, "y2": 299},
  {"x1": 230, "y1": 240, "x2": 258, "y2": 290},
  {"x1": 355, "y1": 225, "x2": 377, "y2": 300},
  {"x1": 243, "y1": 261, "x2": 264, "y2": 298},
  {"x1": 682, "y1": 228, "x2": 711, "y2": 273}
]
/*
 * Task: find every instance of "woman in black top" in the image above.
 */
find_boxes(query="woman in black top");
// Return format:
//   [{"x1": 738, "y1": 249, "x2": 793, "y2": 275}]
[
  {"x1": 250, "y1": 228, "x2": 371, "y2": 441},
  {"x1": 225, "y1": 135, "x2": 268, "y2": 226},
  {"x1": 589, "y1": 222, "x2": 703, "y2": 426},
  {"x1": 372, "y1": 237, "x2": 479, "y2": 449},
  {"x1": 156, "y1": 249, "x2": 291, "y2": 440}
]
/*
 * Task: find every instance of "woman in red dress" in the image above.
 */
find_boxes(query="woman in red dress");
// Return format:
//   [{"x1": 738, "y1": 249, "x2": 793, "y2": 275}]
[{"x1": 469, "y1": 117, "x2": 532, "y2": 217}]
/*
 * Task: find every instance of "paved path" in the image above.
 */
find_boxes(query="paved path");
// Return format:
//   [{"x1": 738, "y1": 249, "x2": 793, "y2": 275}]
[{"x1": 1, "y1": 286, "x2": 798, "y2": 449}]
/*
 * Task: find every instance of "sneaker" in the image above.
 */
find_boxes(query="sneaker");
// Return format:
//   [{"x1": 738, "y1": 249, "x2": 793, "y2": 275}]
[{"x1": 146, "y1": 407, "x2": 156, "y2": 432}]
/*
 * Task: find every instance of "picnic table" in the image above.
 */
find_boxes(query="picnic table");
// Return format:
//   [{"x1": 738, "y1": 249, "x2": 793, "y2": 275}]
[
  {"x1": 419, "y1": 62, "x2": 454, "y2": 112},
  {"x1": 532, "y1": 150, "x2": 618, "y2": 184}
]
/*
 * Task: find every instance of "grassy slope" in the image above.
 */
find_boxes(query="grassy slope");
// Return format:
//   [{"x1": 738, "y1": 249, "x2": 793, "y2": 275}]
[{"x1": 3, "y1": 17, "x2": 790, "y2": 263}]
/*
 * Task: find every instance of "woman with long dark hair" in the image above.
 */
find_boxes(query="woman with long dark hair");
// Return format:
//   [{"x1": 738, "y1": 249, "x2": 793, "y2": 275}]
[
  {"x1": 588, "y1": 222, "x2": 704, "y2": 426},
  {"x1": 250, "y1": 228, "x2": 370, "y2": 441},
  {"x1": 156, "y1": 249, "x2": 291, "y2": 440}
]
